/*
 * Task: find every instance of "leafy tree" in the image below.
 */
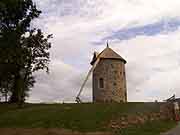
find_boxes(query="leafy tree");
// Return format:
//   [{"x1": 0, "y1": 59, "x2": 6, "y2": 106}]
[{"x1": 0, "y1": 0, "x2": 52, "y2": 104}]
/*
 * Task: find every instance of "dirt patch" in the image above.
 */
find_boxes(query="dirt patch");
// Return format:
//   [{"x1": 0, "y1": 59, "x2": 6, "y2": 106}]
[{"x1": 0, "y1": 128, "x2": 112, "y2": 135}]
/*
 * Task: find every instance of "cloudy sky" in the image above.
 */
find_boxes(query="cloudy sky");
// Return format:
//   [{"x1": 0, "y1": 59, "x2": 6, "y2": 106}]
[{"x1": 28, "y1": 0, "x2": 180, "y2": 103}]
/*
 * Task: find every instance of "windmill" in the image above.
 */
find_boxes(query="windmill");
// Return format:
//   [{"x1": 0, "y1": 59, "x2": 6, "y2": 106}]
[{"x1": 75, "y1": 41, "x2": 127, "y2": 103}]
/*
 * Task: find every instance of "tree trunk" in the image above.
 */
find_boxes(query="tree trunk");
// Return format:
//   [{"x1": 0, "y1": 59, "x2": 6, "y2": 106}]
[
  {"x1": 9, "y1": 74, "x2": 20, "y2": 103},
  {"x1": 5, "y1": 90, "x2": 7, "y2": 102}
]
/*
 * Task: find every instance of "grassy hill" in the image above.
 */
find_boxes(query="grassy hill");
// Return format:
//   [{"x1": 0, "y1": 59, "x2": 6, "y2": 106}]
[{"x1": 0, "y1": 102, "x2": 177, "y2": 135}]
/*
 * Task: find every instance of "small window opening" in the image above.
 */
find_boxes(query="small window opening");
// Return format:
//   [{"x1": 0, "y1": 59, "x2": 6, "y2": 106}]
[
  {"x1": 99, "y1": 78, "x2": 104, "y2": 88},
  {"x1": 120, "y1": 72, "x2": 122, "y2": 75},
  {"x1": 114, "y1": 70, "x2": 118, "y2": 74}
]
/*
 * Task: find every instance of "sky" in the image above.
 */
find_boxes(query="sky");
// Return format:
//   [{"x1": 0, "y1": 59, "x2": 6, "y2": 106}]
[{"x1": 28, "y1": 0, "x2": 180, "y2": 103}]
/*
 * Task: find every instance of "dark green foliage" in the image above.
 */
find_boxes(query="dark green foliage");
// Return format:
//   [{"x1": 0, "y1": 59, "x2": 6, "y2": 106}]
[{"x1": 0, "y1": 0, "x2": 52, "y2": 103}]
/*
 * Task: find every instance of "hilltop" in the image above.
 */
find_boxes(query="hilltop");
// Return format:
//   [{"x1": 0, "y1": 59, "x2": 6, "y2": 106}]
[{"x1": 0, "y1": 102, "x2": 177, "y2": 135}]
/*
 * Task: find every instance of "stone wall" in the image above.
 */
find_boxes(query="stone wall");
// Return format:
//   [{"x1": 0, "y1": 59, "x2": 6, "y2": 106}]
[
  {"x1": 109, "y1": 112, "x2": 163, "y2": 129},
  {"x1": 108, "y1": 102, "x2": 174, "y2": 130},
  {"x1": 93, "y1": 59, "x2": 127, "y2": 103}
]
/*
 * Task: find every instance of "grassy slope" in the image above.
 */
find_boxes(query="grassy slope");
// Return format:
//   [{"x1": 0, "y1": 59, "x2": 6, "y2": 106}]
[{"x1": 0, "y1": 102, "x2": 177, "y2": 134}]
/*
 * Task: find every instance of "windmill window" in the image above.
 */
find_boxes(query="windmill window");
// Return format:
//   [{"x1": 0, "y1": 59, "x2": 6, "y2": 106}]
[
  {"x1": 99, "y1": 78, "x2": 104, "y2": 88},
  {"x1": 114, "y1": 70, "x2": 118, "y2": 74}
]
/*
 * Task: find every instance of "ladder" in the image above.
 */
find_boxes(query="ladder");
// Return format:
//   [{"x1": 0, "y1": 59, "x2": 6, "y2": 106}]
[{"x1": 75, "y1": 58, "x2": 100, "y2": 103}]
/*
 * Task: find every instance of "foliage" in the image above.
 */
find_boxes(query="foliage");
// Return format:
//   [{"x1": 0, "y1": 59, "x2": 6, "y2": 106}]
[{"x1": 0, "y1": 0, "x2": 52, "y2": 103}]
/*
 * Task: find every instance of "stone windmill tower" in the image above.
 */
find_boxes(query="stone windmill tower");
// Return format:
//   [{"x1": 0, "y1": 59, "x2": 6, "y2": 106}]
[{"x1": 90, "y1": 43, "x2": 127, "y2": 102}]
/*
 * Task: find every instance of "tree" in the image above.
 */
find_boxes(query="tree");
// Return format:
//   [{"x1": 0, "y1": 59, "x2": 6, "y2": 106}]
[{"x1": 0, "y1": 0, "x2": 52, "y2": 104}]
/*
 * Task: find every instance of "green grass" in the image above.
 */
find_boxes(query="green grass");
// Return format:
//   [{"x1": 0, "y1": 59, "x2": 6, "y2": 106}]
[{"x1": 0, "y1": 102, "x2": 177, "y2": 134}]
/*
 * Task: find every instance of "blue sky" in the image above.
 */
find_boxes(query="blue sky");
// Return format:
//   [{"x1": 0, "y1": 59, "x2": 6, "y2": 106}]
[
  {"x1": 29, "y1": 0, "x2": 180, "y2": 103},
  {"x1": 103, "y1": 18, "x2": 180, "y2": 42}
]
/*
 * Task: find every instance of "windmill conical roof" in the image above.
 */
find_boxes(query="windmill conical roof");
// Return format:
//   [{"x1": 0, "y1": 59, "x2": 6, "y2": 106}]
[{"x1": 90, "y1": 47, "x2": 127, "y2": 65}]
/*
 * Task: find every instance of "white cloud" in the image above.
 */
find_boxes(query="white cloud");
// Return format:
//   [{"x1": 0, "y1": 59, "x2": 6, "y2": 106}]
[{"x1": 28, "y1": 60, "x2": 92, "y2": 103}]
